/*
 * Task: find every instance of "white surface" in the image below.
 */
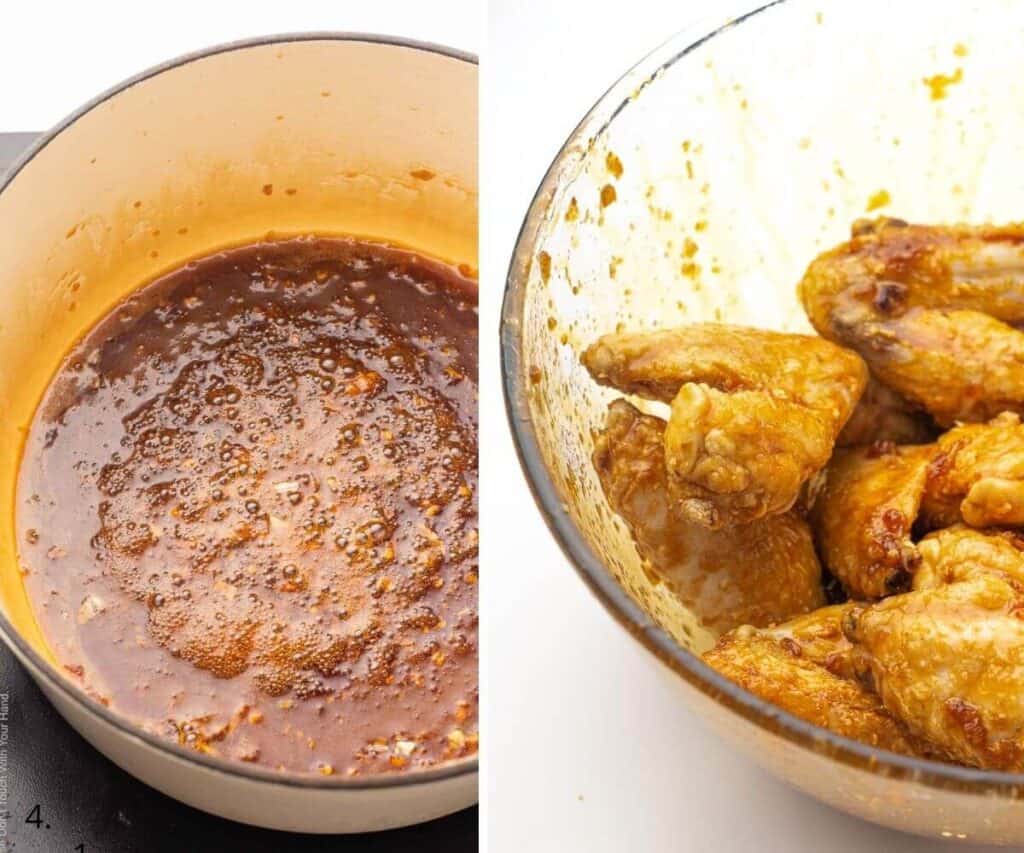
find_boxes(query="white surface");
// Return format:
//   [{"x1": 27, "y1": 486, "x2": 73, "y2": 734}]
[
  {"x1": 0, "y1": 0, "x2": 479, "y2": 131},
  {"x1": 481, "y1": 2, "x2": 998, "y2": 851}
]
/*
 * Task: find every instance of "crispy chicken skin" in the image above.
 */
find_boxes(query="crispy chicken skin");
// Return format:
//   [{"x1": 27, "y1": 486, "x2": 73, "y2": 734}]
[
  {"x1": 921, "y1": 412, "x2": 1024, "y2": 530},
  {"x1": 847, "y1": 575, "x2": 1024, "y2": 770},
  {"x1": 844, "y1": 526, "x2": 1024, "y2": 770},
  {"x1": 763, "y1": 604, "x2": 857, "y2": 680},
  {"x1": 836, "y1": 376, "x2": 936, "y2": 447},
  {"x1": 913, "y1": 525, "x2": 1024, "y2": 590},
  {"x1": 704, "y1": 617, "x2": 932, "y2": 757},
  {"x1": 799, "y1": 217, "x2": 1024, "y2": 426},
  {"x1": 583, "y1": 325, "x2": 867, "y2": 527},
  {"x1": 593, "y1": 399, "x2": 824, "y2": 633},
  {"x1": 811, "y1": 443, "x2": 933, "y2": 599}
]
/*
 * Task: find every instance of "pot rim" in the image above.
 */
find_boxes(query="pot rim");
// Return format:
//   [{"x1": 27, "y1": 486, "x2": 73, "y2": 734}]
[
  {"x1": 0, "y1": 31, "x2": 477, "y2": 792},
  {"x1": 500, "y1": 0, "x2": 1024, "y2": 798}
]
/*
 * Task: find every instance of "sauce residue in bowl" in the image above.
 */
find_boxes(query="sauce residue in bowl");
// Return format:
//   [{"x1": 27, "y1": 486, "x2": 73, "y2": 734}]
[{"x1": 17, "y1": 237, "x2": 478, "y2": 776}]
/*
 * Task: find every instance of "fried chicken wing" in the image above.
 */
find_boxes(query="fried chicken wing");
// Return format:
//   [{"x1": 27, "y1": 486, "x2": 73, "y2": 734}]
[
  {"x1": 847, "y1": 570, "x2": 1024, "y2": 770},
  {"x1": 583, "y1": 325, "x2": 867, "y2": 527},
  {"x1": 593, "y1": 399, "x2": 824, "y2": 633},
  {"x1": 836, "y1": 376, "x2": 936, "y2": 447},
  {"x1": 765, "y1": 604, "x2": 857, "y2": 680},
  {"x1": 811, "y1": 443, "x2": 933, "y2": 598},
  {"x1": 800, "y1": 217, "x2": 1024, "y2": 426},
  {"x1": 913, "y1": 525, "x2": 1024, "y2": 590},
  {"x1": 704, "y1": 616, "x2": 932, "y2": 757},
  {"x1": 586, "y1": 224, "x2": 1024, "y2": 768},
  {"x1": 922, "y1": 412, "x2": 1024, "y2": 529}
]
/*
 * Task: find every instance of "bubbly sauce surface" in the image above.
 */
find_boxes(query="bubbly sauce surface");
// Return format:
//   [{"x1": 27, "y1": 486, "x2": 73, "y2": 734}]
[{"x1": 17, "y1": 237, "x2": 478, "y2": 775}]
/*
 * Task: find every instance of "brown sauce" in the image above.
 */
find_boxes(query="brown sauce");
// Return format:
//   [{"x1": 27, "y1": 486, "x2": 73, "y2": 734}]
[{"x1": 16, "y1": 237, "x2": 478, "y2": 776}]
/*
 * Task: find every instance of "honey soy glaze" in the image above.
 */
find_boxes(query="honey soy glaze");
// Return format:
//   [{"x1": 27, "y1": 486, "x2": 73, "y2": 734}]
[{"x1": 16, "y1": 237, "x2": 478, "y2": 776}]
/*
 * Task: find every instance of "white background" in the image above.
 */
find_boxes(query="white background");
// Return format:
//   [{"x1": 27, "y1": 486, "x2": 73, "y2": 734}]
[
  {"x1": 0, "y1": 0, "x2": 479, "y2": 130},
  {"x1": 482, "y1": 2, "x2": 1000, "y2": 851}
]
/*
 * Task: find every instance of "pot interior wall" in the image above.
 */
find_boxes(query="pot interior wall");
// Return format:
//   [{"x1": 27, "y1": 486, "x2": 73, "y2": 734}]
[{"x1": 0, "y1": 38, "x2": 477, "y2": 664}]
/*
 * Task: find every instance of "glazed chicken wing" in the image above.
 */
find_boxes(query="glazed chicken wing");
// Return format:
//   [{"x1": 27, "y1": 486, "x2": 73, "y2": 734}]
[
  {"x1": 811, "y1": 443, "x2": 933, "y2": 598},
  {"x1": 593, "y1": 399, "x2": 824, "y2": 634},
  {"x1": 847, "y1": 574, "x2": 1024, "y2": 770},
  {"x1": 764, "y1": 604, "x2": 857, "y2": 680},
  {"x1": 704, "y1": 612, "x2": 932, "y2": 757},
  {"x1": 800, "y1": 217, "x2": 1024, "y2": 426},
  {"x1": 921, "y1": 412, "x2": 1024, "y2": 529},
  {"x1": 583, "y1": 324, "x2": 867, "y2": 527},
  {"x1": 846, "y1": 526, "x2": 1024, "y2": 770},
  {"x1": 913, "y1": 524, "x2": 1024, "y2": 590}
]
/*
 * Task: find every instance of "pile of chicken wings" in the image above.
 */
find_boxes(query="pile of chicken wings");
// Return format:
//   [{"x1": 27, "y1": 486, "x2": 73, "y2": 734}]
[{"x1": 584, "y1": 217, "x2": 1024, "y2": 770}]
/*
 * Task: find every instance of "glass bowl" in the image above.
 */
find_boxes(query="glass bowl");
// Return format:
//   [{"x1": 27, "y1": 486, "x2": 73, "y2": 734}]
[{"x1": 501, "y1": 0, "x2": 1024, "y2": 843}]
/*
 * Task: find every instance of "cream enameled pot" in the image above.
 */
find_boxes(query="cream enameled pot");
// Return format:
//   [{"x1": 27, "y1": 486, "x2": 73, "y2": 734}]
[{"x1": 0, "y1": 34, "x2": 477, "y2": 834}]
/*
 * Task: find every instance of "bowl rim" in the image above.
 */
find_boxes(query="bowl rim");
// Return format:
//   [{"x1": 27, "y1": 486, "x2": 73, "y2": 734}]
[
  {"x1": 500, "y1": 0, "x2": 1024, "y2": 796},
  {"x1": 0, "y1": 31, "x2": 477, "y2": 792}
]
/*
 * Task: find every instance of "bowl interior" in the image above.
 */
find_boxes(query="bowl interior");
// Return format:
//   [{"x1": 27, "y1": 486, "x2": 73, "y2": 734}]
[{"x1": 507, "y1": 0, "x2": 1024, "y2": 657}]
